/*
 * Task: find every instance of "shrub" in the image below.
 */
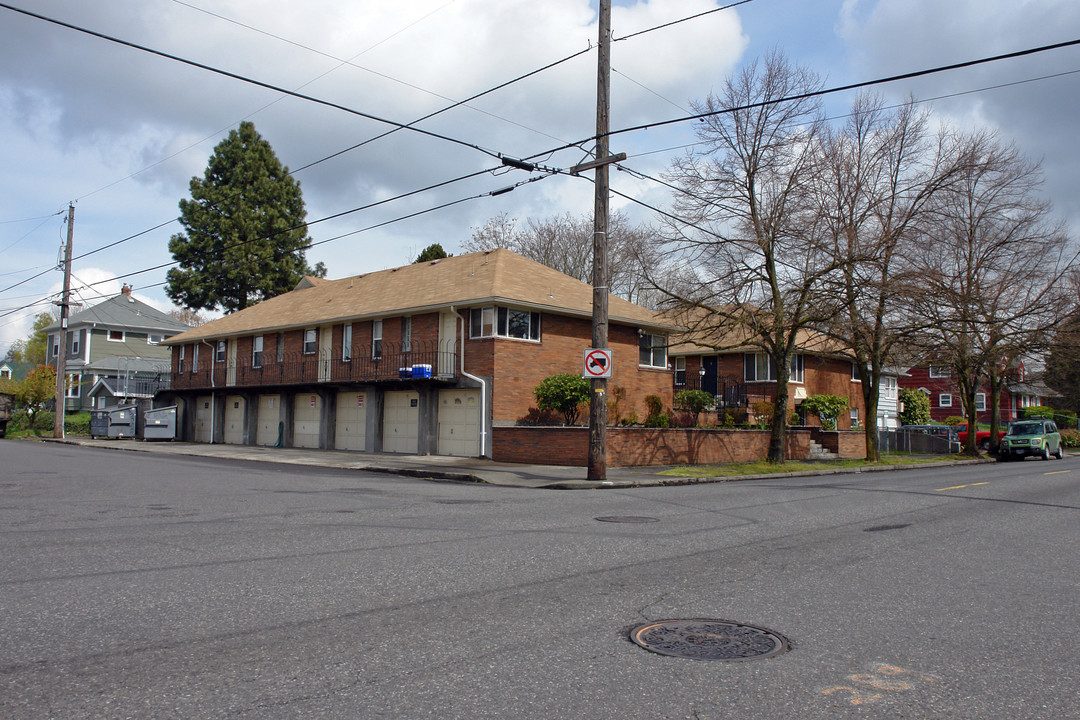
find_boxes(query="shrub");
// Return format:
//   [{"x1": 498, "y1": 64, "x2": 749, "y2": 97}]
[
  {"x1": 674, "y1": 389, "x2": 714, "y2": 426},
  {"x1": 898, "y1": 388, "x2": 930, "y2": 426},
  {"x1": 643, "y1": 394, "x2": 669, "y2": 428},
  {"x1": 533, "y1": 374, "x2": 591, "y2": 425},
  {"x1": 943, "y1": 416, "x2": 966, "y2": 427},
  {"x1": 751, "y1": 400, "x2": 773, "y2": 429},
  {"x1": 801, "y1": 394, "x2": 848, "y2": 431},
  {"x1": 1059, "y1": 428, "x2": 1080, "y2": 448}
]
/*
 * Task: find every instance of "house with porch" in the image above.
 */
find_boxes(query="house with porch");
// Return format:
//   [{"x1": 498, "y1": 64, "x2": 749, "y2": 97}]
[
  {"x1": 158, "y1": 249, "x2": 677, "y2": 459},
  {"x1": 44, "y1": 286, "x2": 190, "y2": 412},
  {"x1": 666, "y1": 310, "x2": 866, "y2": 429}
]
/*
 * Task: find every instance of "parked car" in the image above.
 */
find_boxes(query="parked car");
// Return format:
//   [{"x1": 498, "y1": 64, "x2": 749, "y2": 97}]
[
  {"x1": 997, "y1": 419, "x2": 1062, "y2": 460},
  {"x1": 954, "y1": 423, "x2": 1006, "y2": 450},
  {"x1": 900, "y1": 424, "x2": 961, "y2": 453}
]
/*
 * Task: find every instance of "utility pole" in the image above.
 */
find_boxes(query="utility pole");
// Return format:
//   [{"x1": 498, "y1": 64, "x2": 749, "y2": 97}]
[
  {"x1": 53, "y1": 202, "x2": 74, "y2": 439},
  {"x1": 586, "y1": 0, "x2": 612, "y2": 482}
]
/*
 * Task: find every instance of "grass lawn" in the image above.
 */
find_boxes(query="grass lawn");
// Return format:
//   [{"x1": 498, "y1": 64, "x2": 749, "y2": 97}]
[{"x1": 658, "y1": 452, "x2": 976, "y2": 478}]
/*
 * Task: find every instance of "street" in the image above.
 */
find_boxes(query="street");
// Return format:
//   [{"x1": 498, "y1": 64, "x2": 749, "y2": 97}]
[{"x1": 1, "y1": 441, "x2": 1077, "y2": 719}]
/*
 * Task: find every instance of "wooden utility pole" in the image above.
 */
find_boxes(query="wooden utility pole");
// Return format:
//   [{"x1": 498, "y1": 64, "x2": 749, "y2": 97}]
[
  {"x1": 586, "y1": 0, "x2": 612, "y2": 482},
  {"x1": 53, "y1": 202, "x2": 74, "y2": 439}
]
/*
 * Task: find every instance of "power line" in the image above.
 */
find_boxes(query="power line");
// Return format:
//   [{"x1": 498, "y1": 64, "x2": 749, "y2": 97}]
[{"x1": 0, "y1": 2, "x2": 504, "y2": 161}]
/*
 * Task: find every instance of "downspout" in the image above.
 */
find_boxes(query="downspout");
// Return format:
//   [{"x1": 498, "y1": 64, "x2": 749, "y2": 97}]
[
  {"x1": 451, "y1": 307, "x2": 488, "y2": 458},
  {"x1": 201, "y1": 339, "x2": 215, "y2": 444}
]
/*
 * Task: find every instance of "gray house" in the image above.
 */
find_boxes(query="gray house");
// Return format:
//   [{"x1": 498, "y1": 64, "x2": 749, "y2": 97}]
[{"x1": 45, "y1": 285, "x2": 190, "y2": 412}]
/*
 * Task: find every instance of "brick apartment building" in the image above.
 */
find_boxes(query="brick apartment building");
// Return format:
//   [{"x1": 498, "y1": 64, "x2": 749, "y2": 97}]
[{"x1": 160, "y1": 249, "x2": 677, "y2": 458}]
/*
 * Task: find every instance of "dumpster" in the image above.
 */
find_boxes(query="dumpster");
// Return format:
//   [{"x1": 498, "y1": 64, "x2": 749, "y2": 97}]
[
  {"x1": 90, "y1": 404, "x2": 136, "y2": 439},
  {"x1": 141, "y1": 405, "x2": 177, "y2": 440}
]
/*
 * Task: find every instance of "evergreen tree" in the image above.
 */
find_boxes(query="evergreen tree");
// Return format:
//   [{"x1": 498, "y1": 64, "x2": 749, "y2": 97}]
[
  {"x1": 166, "y1": 122, "x2": 325, "y2": 313},
  {"x1": 414, "y1": 243, "x2": 451, "y2": 263}
]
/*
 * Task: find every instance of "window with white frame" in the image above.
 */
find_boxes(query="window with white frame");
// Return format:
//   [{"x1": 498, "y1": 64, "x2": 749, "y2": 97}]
[
  {"x1": 303, "y1": 328, "x2": 317, "y2": 355},
  {"x1": 744, "y1": 353, "x2": 803, "y2": 382},
  {"x1": 0, "y1": 367, "x2": 10, "y2": 379},
  {"x1": 215, "y1": 340, "x2": 226, "y2": 363},
  {"x1": 108, "y1": 329, "x2": 125, "y2": 342},
  {"x1": 401, "y1": 317, "x2": 412, "y2": 352},
  {"x1": 65, "y1": 373, "x2": 80, "y2": 398},
  {"x1": 372, "y1": 320, "x2": 382, "y2": 359},
  {"x1": 147, "y1": 333, "x2": 163, "y2": 345},
  {"x1": 975, "y1": 393, "x2": 986, "y2": 412},
  {"x1": 673, "y1": 357, "x2": 686, "y2": 386},
  {"x1": 850, "y1": 407, "x2": 859, "y2": 425},
  {"x1": 276, "y1": 332, "x2": 285, "y2": 362},
  {"x1": 178, "y1": 345, "x2": 185, "y2": 373},
  {"x1": 469, "y1": 306, "x2": 541, "y2": 341},
  {"x1": 929, "y1": 364, "x2": 950, "y2": 378},
  {"x1": 342, "y1": 324, "x2": 352, "y2": 362},
  {"x1": 192, "y1": 344, "x2": 199, "y2": 373},
  {"x1": 939, "y1": 393, "x2": 952, "y2": 407},
  {"x1": 51, "y1": 336, "x2": 59, "y2": 357},
  {"x1": 638, "y1": 332, "x2": 668, "y2": 369},
  {"x1": 71, "y1": 333, "x2": 79, "y2": 356},
  {"x1": 252, "y1": 336, "x2": 264, "y2": 368},
  {"x1": 883, "y1": 376, "x2": 897, "y2": 398}
]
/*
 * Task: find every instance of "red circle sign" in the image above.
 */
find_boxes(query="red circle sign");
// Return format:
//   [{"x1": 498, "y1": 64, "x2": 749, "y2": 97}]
[{"x1": 584, "y1": 349, "x2": 612, "y2": 377}]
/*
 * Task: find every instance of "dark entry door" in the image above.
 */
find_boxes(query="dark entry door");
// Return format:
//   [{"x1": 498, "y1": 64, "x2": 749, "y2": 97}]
[{"x1": 702, "y1": 356, "x2": 718, "y2": 395}]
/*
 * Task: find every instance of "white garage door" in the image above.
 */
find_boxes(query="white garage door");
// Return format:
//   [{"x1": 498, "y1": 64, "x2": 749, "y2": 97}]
[
  {"x1": 223, "y1": 395, "x2": 245, "y2": 445},
  {"x1": 256, "y1": 395, "x2": 280, "y2": 447},
  {"x1": 383, "y1": 390, "x2": 419, "y2": 454},
  {"x1": 293, "y1": 393, "x2": 321, "y2": 449},
  {"x1": 335, "y1": 391, "x2": 367, "y2": 451},
  {"x1": 438, "y1": 389, "x2": 481, "y2": 457},
  {"x1": 195, "y1": 395, "x2": 213, "y2": 443}
]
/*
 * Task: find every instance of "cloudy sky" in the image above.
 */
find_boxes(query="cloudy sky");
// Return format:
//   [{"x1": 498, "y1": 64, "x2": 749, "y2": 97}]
[{"x1": 2, "y1": 0, "x2": 1079, "y2": 355}]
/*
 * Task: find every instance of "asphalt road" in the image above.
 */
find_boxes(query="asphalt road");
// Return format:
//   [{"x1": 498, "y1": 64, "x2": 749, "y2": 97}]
[{"x1": 1, "y1": 441, "x2": 1077, "y2": 719}]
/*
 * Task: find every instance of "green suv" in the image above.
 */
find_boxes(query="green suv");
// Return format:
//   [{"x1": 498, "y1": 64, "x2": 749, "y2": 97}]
[{"x1": 997, "y1": 420, "x2": 1063, "y2": 461}]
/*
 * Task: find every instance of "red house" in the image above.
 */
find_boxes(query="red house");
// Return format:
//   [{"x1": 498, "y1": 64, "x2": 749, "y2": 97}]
[{"x1": 898, "y1": 358, "x2": 1050, "y2": 424}]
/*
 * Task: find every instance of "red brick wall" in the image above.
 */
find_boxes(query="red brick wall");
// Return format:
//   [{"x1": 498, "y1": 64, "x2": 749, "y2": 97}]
[
  {"x1": 492, "y1": 426, "x2": 820, "y2": 466},
  {"x1": 483, "y1": 313, "x2": 673, "y2": 424}
]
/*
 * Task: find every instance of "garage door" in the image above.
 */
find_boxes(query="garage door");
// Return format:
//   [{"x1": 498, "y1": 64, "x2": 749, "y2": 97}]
[
  {"x1": 293, "y1": 393, "x2": 321, "y2": 449},
  {"x1": 223, "y1": 395, "x2": 245, "y2": 445},
  {"x1": 383, "y1": 390, "x2": 419, "y2": 454},
  {"x1": 335, "y1": 391, "x2": 367, "y2": 451},
  {"x1": 438, "y1": 389, "x2": 481, "y2": 457},
  {"x1": 195, "y1": 395, "x2": 213, "y2": 443},
  {"x1": 256, "y1": 395, "x2": 280, "y2": 447}
]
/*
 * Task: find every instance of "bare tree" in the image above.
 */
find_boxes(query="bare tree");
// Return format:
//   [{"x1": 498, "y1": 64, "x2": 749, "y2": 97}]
[
  {"x1": 812, "y1": 94, "x2": 960, "y2": 461},
  {"x1": 659, "y1": 51, "x2": 832, "y2": 462},
  {"x1": 910, "y1": 131, "x2": 1076, "y2": 454},
  {"x1": 464, "y1": 210, "x2": 662, "y2": 306}
]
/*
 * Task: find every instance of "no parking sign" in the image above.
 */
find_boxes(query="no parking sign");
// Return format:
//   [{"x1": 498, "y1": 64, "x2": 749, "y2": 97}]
[{"x1": 583, "y1": 348, "x2": 612, "y2": 378}]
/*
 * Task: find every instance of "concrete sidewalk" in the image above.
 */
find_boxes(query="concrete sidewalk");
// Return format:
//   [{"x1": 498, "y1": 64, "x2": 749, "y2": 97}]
[{"x1": 37, "y1": 436, "x2": 994, "y2": 489}]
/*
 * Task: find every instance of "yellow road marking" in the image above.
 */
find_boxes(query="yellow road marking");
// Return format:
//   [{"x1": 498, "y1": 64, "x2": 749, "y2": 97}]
[
  {"x1": 1045, "y1": 470, "x2": 1070, "y2": 475},
  {"x1": 936, "y1": 482, "x2": 989, "y2": 491}
]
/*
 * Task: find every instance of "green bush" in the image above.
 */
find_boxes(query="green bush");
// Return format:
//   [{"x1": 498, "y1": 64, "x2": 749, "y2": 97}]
[
  {"x1": 898, "y1": 388, "x2": 930, "y2": 426},
  {"x1": 801, "y1": 394, "x2": 848, "y2": 431},
  {"x1": 643, "y1": 394, "x2": 669, "y2": 428},
  {"x1": 674, "y1": 389, "x2": 714, "y2": 426},
  {"x1": 943, "y1": 416, "x2": 966, "y2": 427},
  {"x1": 533, "y1": 374, "x2": 591, "y2": 425},
  {"x1": 1060, "y1": 429, "x2": 1080, "y2": 448}
]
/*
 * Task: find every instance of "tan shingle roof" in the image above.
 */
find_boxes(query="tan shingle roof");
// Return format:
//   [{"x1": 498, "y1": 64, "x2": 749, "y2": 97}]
[
  {"x1": 164, "y1": 249, "x2": 673, "y2": 344},
  {"x1": 664, "y1": 305, "x2": 849, "y2": 356}
]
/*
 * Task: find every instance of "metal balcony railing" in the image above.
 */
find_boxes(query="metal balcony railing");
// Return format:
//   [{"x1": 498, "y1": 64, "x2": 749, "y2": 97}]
[{"x1": 170, "y1": 340, "x2": 457, "y2": 391}]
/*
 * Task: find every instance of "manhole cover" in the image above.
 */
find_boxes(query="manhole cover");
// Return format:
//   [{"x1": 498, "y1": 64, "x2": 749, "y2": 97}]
[
  {"x1": 630, "y1": 619, "x2": 790, "y2": 661},
  {"x1": 595, "y1": 516, "x2": 659, "y2": 523}
]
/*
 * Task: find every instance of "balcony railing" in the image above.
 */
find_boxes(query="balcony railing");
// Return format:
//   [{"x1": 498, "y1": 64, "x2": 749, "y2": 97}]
[
  {"x1": 674, "y1": 374, "x2": 751, "y2": 408},
  {"x1": 171, "y1": 340, "x2": 457, "y2": 391}
]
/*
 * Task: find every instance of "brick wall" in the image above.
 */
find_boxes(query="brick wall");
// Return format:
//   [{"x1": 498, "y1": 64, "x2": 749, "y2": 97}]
[
  {"x1": 492, "y1": 426, "x2": 820, "y2": 466},
  {"x1": 476, "y1": 312, "x2": 673, "y2": 425}
]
